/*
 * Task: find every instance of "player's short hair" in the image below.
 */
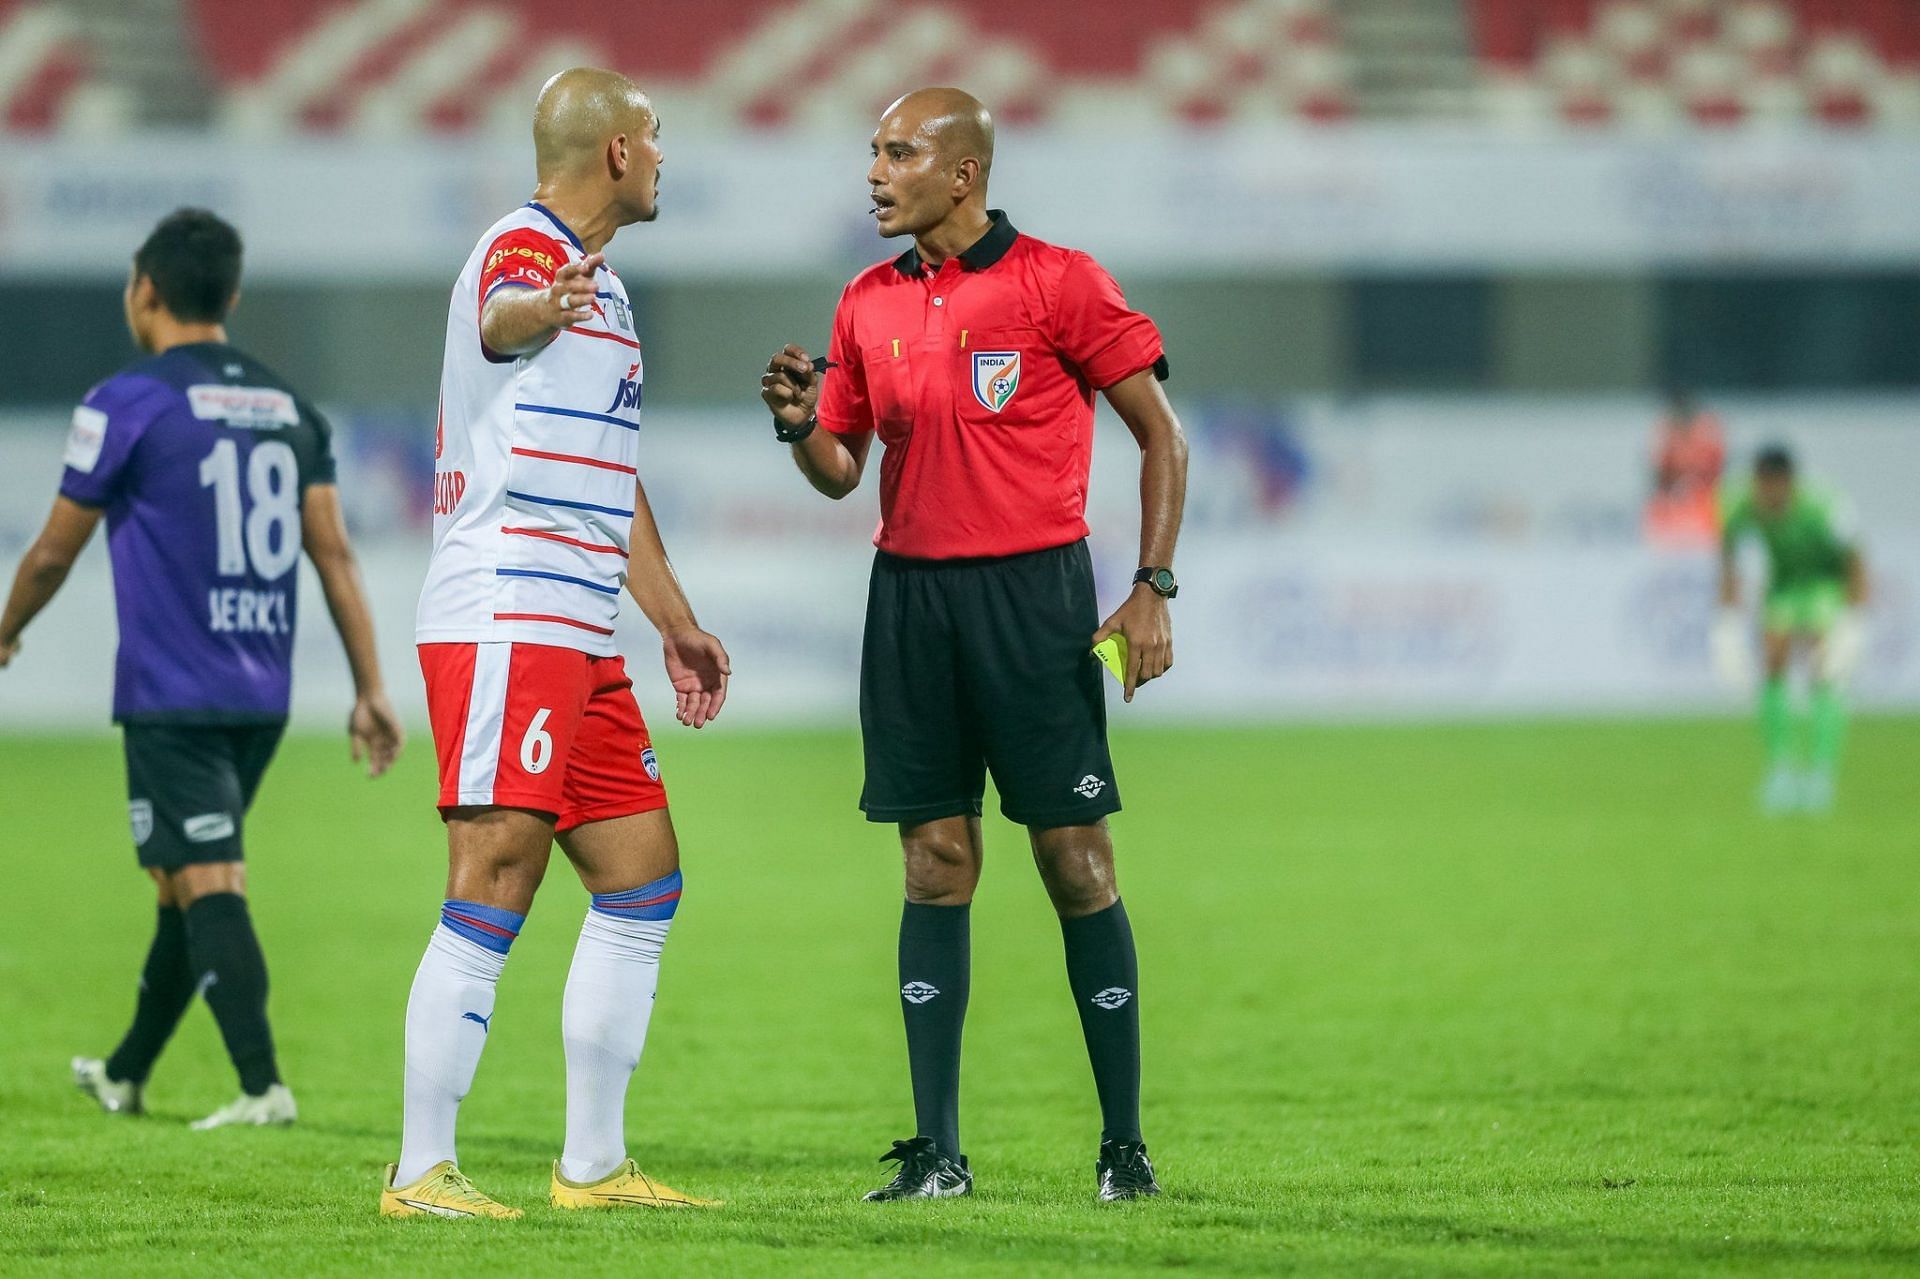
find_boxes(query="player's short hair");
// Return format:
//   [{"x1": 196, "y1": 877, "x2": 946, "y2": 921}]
[
  {"x1": 132, "y1": 208, "x2": 243, "y2": 323},
  {"x1": 1755, "y1": 444, "x2": 1795, "y2": 477}
]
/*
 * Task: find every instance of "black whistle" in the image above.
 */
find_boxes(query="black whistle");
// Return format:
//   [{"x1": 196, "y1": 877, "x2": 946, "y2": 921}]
[{"x1": 785, "y1": 356, "x2": 837, "y2": 386}]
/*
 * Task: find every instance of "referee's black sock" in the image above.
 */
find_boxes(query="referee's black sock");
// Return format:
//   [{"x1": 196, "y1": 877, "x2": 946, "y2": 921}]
[
  {"x1": 1061, "y1": 899, "x2": 1142, "y2": 1145},
  {"x1": 185, "y1": 893, "x2": 281, "y2": 1096},
  {"x1": 898, "y1": 901, "x2": 970, "y2": 1159},
  {"x1": 105, "y1": 905, "x2": 195, "y2": 1086}
]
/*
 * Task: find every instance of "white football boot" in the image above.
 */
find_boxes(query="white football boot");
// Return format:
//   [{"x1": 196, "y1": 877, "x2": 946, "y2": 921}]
[
  {"x1": 72, "y1": 1057, "x2": 144, "y2": 1116},
  {"x1": 1759, "y1": 765, "x2": 1800, "y2": 815},
  {"x1": 191, "y1": 1083, "x2": 298, "y2": 1130}
]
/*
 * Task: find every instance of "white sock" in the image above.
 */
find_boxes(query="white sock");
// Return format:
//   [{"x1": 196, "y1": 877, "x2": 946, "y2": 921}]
[
  {"x1": 558, "y1": 908, "x2": 673, "y2": 1183},
  {"x1": 395, "y1": 921, "x2": 512, "y2": 1186}
]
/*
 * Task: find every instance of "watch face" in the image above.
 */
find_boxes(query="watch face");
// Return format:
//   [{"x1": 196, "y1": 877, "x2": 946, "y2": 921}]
[{"x1": 1152, "y1": 568, "x2": 1177, "y2": 593}]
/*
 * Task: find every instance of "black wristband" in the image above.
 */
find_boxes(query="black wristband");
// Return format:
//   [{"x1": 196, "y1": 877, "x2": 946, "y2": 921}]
[{"x1": 774, "y1": 415, "x2": 817, "y2": 444}]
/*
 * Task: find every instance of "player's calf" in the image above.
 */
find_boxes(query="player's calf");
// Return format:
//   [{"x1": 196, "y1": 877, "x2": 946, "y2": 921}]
[
  {"x1": 558, "y1": 870, "x2": 683, "y2": 1186},
  {"x1": 393, "y1": 899, "x2": 526, "y2": 1188}
]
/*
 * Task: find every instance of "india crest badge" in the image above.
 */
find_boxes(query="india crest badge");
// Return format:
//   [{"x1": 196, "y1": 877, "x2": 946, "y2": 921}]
[{"x1": 971, "y1": 351, "x2": 1021, "y2": 413}]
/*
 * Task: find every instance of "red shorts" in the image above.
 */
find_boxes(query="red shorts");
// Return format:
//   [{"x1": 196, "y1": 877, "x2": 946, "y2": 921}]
[{"x1": 419, "y1": 642, "x2": 667, "y2": 832}]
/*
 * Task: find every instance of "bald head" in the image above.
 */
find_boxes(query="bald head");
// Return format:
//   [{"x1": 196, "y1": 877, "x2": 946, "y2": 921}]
[
  {"x1": 533, "y1": 67, "x2": 653, "y2": 181},
  {"x1": 881, "y1": 87, "x2": 994, "y2": 180}
]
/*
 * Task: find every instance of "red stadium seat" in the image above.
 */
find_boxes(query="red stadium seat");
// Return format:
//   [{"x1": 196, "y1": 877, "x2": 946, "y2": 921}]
[
  {"x1": 1467, "y1": 0, "x2": 1919, "y2": 127},
  {"x1": 175, "y1": 0, "x2": 1349, "y2": 131},
  {"x1": 0, "y1": 0, "x2": 96, "y2": 131}
]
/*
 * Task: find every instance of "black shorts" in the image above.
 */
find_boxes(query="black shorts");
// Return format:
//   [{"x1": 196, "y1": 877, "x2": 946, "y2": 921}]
[
  {"x1": 122, "y1": 722, "x2": 286, "y2": 869},
  {"x1": 859, "y1": 539, "x2": 1120, "y2": 829}
]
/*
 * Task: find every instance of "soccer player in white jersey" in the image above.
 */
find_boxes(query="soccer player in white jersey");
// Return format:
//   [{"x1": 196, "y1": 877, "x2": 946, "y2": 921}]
[{"x1": 382, "y1": 68, "x2": 730, "y2": 1219}]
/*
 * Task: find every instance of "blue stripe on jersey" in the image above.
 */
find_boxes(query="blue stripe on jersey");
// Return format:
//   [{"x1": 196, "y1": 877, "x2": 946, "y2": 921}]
[
  {"x1": 514, "y1": 403, "x2": 640, "y2": 431},
  {"x1": 495, "y1": 567, "x2": 622, "y2": 595},
  {"x1": 504, "y1": 489, "x2": 636, "y2": 518},
  {"x1": 525, "y1": 201, "x2": 586, "y2": 252}
]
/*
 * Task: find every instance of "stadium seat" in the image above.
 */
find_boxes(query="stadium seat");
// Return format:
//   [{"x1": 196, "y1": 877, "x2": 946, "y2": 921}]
[
  {"x1": 0, "y1": 0, "x2": 92, "y2": 130},
  {"x1": 179, "y1": 0, "x2": 1349, "y2": 132},
  {"x1": 1468, "y1": 0, "x2": 1920, "y2": 128}
]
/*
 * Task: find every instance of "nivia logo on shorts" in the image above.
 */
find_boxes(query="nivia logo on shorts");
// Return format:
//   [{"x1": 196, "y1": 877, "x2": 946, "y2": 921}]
[
  {"x1": 901, "y1": 981, "x2": 940, "y2": 1004},
  {"x1": 1091, "y1": 987, "x2": 1132, "y2": 1010},
  {"x1": 1074, "y1": 775, "x2": 1106, "y2": 799},
  {"x1": 129, "y1": 800, "x2": 153, "y2": 846},
  {"x1": 184, "y1": 812, "x2": 236, "y2": 843},
  {"x1": 641, "y1": 747, "x2": 660, "y2": 781}
]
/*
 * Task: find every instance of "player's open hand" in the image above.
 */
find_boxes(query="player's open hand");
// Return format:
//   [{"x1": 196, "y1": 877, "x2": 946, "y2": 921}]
[
  {"x1": 547, "y1": 253, "x2": 606, "y2": 329},
  {"x1": 1093, "y1": 586, "x2": 1173, "y2": 703},
  {"x1": 760, "y1": 344, "x2": 821, "y2": 429},
  {"x1": 662, "y1": 626, "x2": 731, "y2": 729},
  {"x1": 349, "y1": 690, "x2": 405, "y2": 778}
]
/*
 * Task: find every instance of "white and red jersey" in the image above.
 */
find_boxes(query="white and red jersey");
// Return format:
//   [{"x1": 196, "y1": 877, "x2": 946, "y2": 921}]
[{"x1": 416, "y1": 202, "x2": 645, "y2": 656}]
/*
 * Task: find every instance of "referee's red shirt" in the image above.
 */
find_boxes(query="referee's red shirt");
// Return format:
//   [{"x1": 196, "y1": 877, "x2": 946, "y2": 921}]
[{"x1": 816, "y1": 211, "x2": 1165, "y2": 560}]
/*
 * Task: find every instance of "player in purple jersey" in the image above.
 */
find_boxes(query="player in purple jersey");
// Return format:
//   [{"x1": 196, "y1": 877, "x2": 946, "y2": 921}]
[{"x1": 0, "y1": 209, "x2": 405, "y2": 1129}]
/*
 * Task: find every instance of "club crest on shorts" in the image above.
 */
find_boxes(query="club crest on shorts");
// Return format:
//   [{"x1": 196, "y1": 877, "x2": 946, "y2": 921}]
[
  {"x1": 640, "y1": 747, "x2": 660, "y2": 782},
  {"x1": 129, "y1": 799, "x2": 153, "y2": 846},
  {"x1": 971, "y1": 351, "x2": 1020, "y2": 413}
]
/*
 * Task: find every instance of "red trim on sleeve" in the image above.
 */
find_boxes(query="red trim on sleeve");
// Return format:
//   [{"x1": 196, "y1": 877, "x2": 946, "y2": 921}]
[
  {"x1": 480, "y1": 228, "x2": 566, "y2": 296},
  {"x1": 477, "y1": 228, "x2": 568, "y2": 361}
]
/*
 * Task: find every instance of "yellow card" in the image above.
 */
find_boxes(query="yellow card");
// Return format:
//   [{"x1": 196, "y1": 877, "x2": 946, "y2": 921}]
[{"x1": 1092, "y1": 634, "x2": 1128, "y2": 683}]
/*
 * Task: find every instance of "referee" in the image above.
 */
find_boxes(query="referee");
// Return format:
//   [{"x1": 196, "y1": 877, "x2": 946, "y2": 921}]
[{"x1": 760, "y1": 87, "x2": 1188, "y2": 1203}]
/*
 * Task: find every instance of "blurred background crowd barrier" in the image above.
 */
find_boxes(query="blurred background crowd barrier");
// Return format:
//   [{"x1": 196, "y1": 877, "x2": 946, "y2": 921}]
[{"x1": 1, "y1": 0, "x2": 1916, "y2": 727}]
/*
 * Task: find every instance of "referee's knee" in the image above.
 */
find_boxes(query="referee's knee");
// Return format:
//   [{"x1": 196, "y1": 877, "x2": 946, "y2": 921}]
[
  {"x1": 899, "y1": 821, "x2": 981, "y2": 905},
  {"x1": 1030, "y1": 826, "x2": 1118, "y2": 919}
]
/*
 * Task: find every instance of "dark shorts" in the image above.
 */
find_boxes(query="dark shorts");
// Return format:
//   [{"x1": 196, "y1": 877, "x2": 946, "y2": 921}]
[
  {"x1": 122, "y1": 722, "x2": 286, "y2": 869},
  {"x1": 859, "y1": 539, "x2": 1121, "y2": 829}
]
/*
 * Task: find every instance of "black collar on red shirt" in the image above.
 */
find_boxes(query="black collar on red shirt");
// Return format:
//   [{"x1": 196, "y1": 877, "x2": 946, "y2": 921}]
[{"x1": 892, "y1": 209, "x2": 1017, "y2": 277}]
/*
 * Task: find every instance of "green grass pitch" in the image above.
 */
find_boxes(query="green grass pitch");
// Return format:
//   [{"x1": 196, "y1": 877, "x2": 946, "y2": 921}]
[{"x1": 3, "y1": 718, "x2": 1919, "y2": 1276}]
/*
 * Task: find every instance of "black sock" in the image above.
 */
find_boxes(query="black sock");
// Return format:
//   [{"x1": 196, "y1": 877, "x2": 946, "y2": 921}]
[
  {"x1": 898, "y1": 901, "x2": 969, "y2": 1158},
  {"x1": 1061, "y1": 899, "x2": 1142, "y2": 1145},
  {"x1": 184, "y1": 893, "x2": 280, "y2": 1096},
  {"x1": 104, "y1": 906, "x2": 195, "y2": 1085}
]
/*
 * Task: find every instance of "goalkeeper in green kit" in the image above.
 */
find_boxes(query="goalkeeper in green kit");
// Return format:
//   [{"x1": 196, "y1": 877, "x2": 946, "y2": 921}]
[{"x1": 1712, "y1": 445, "x2": 1868, "y2": 813}]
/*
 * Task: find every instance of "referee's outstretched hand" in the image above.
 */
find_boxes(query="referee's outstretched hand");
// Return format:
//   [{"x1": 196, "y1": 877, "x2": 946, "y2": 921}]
[
  {"x1": 662, "y1": 625, "x2": 731, "y2": 729},
  {"x1": 1093, "y1": 587, "x2": 1174, "y2": 703},
  {"x1": 760, "y1": 345, "x2": 821, "y2": 429}
]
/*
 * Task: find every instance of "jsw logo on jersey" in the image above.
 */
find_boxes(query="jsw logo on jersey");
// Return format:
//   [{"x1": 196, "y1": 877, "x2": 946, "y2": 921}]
[{"x1": 604, "y1": 362, "x2": 643, "y2": 414}]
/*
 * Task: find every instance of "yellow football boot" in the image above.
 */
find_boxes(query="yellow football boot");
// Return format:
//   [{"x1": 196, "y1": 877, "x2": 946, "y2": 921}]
[
  {"x1": 380, "y1": 1160, "x2": 522, "y2": 1220},
  {"x1": 549, "y1": 1159, "x2": 722, "y2": 1209}
]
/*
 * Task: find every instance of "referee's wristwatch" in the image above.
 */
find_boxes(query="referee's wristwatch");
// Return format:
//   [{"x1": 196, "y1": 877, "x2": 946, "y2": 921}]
[
  {"x1": 1134, "y1": 566, "x2": 1178, "y2": 599},
  {"x1": 774, "y1": 414, "x2": 817, "y2": 443}
]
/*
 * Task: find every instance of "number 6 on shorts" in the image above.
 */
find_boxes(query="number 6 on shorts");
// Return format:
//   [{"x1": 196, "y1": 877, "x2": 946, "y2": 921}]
[
  {"x1": 520, "y1": 707, "x2": 554, "y2": 774},
  {"x1": 420, "y1": 641, "x2": 666, "y2": 827}
]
